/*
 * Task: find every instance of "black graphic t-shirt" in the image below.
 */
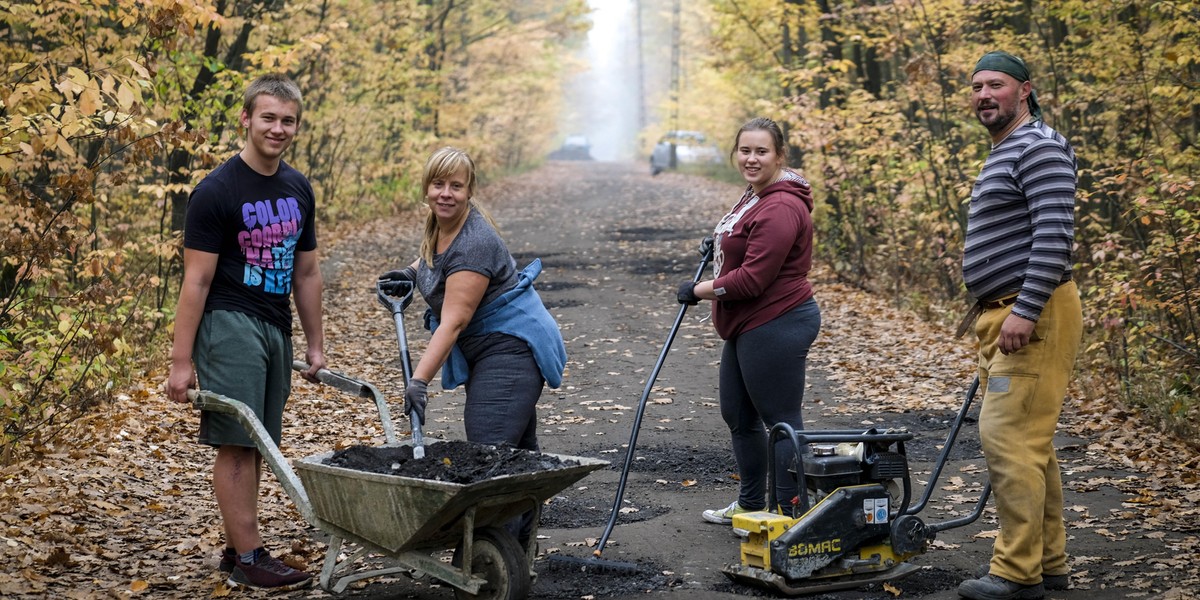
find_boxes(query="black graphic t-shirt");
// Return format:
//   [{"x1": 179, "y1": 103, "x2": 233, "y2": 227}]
[{"x1": 184, "y1": 155, "x2": 317, "y2": 333}]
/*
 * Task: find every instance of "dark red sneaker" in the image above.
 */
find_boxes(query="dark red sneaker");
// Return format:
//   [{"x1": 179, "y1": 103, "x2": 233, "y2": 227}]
[
  {"x1": 218, "y1": 547, "x2": 236, "y2": 574},
  {"x1": 228, "y1": 548, "x2": 312, "y2": 591}
]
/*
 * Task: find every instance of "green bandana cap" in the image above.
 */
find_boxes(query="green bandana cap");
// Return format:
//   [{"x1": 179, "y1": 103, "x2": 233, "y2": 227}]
[{"x1": 973, "y1": 50, "x2": 1042, "y2": 120}]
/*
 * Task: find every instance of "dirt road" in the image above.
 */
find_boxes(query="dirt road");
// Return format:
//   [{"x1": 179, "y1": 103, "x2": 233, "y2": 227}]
[
  {"x1": 2, "y1": 160, "x2": 1195, "y2": 599},
  {"x1": 313, "y1": 161, "x2": 1197, "y2": 599}
]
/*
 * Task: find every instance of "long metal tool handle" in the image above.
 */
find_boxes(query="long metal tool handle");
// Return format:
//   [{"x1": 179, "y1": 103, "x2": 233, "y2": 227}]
[
  {"x1": 377, "y1": 280, "x2": 424, "y2": 458},
  {"x1": 393, "y1": 309, "x2": 425, "y2": 457},
  {"x1": 594, "y1": 248, "x2": 712, "y2": 557},
  {"x1": 913, "y1": 374, "x2": 994, "y2": 534}
]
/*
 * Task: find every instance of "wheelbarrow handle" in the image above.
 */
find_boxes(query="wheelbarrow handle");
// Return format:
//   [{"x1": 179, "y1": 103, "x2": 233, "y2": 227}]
[
  {"x1": 292, "y1": 362, "x2": 398, "y2": 445},
  {"x1": 294, "y1": 361, "x2": 368, "y2": 396},
  {"x1": 187, "y1": 388, "x2": 316, "y2": 524},
  {"x1": 188, "y1": 387, "x2": 236, "y2": 414}
]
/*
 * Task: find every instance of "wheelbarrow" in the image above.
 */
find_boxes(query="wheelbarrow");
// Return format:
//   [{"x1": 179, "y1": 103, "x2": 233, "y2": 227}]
[{"x1": 188, "y1": 364, "x2": 606, "y2": 598}]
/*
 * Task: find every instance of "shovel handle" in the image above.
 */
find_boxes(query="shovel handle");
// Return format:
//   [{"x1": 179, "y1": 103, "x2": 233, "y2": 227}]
[
  {"x1": 375, "y1": 279, "x2": 424, "y2": 454},
  {"x1": 376, "y1": 279, "x2": 415, "y2": 316}
]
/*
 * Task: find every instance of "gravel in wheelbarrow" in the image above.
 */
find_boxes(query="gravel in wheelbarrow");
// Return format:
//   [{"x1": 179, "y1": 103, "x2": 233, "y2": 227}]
[{"x1": 324, "y1": 440, "x2": 578, "y2": 483}]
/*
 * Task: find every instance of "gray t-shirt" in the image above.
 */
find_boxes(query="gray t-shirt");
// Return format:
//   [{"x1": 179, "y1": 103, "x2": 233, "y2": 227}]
[{"x1": 416, "y1": 207, "x2": 518, "y2": 317}]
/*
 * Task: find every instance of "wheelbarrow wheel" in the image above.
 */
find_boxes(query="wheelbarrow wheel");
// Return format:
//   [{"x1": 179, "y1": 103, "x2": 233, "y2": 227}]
[{"x1": 451, "y1": 526, "x2": 530, "y2": 600}]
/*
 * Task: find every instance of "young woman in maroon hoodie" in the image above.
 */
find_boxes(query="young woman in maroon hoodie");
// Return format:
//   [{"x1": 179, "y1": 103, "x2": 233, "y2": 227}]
[{"x1": 677, "y1": 117, "x2": 821, "y2": 526}]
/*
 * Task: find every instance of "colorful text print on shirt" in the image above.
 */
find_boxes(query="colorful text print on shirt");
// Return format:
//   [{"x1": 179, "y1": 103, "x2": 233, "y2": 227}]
[{"x1": 238, "y1": 197, "x2": 302, "y2": 294}]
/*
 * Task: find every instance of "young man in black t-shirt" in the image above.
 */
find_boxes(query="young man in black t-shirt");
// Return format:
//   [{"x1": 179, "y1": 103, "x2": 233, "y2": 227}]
[{"x1": 167, "y1": 74, "x2": 325, "y2": 591}]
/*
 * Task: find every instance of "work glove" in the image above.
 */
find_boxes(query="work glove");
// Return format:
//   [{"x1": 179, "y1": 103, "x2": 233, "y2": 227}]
[
  {"x1": 697, "y1": 236, "x2": 714, "y2": 259},
  {"x1": 677, "y1": 280, "x2": 700, "y2": 306},
  {"x1": 379, "y1": 279, "x2": 414, "y2": 301},
  {"x1": 404, "y1": 377, "x2": 428, "y2": 425},
  {"x1": 380, "y1": 266, "x2": 416, "y2": 282},
  {"x1": 378, "y1": 266, "x2": 416, "y2": 287},
  {"x1": 378, "y1": 267, "x2": 417, "y2": 309}
]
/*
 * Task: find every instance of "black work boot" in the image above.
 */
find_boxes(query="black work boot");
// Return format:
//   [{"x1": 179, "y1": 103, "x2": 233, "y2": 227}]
[
  {"x1": 976, "y1": 564, "x2": 1069, "y2": 590},
  {"x1": 958, "y1": 574, "x2": 1045, "y2": 600}
]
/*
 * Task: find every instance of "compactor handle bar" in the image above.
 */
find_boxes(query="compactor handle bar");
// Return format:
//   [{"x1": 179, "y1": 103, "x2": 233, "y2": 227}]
[{"x1": 769, "y1": 377, "x2": 991, "y2": 533}]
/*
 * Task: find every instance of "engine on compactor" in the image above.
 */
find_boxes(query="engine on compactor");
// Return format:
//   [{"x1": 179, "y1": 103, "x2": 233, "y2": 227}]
[{"x1": 795, "y1": 432, "x2": 911, "y2": 512}]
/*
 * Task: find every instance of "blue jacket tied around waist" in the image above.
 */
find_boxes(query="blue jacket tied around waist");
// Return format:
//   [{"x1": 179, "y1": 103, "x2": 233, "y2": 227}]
[{"x1": 425, "y1": 259, "x2": 567, "y2": 390}]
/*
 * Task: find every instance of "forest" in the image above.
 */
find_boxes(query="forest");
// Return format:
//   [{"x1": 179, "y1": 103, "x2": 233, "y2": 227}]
[{"x1": 1, "y1": 0, "x2": 1197, "y2": 463}]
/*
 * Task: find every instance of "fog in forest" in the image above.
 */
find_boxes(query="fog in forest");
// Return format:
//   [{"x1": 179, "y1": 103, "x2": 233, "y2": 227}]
[{"x1": 560, "y1": 0, "x2": 642, "y2": 162}]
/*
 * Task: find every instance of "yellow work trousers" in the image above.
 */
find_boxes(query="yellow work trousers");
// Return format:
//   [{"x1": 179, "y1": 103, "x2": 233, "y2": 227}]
[{"x1": 976, "y1": 281, "x2": 1082, "y2": 585}]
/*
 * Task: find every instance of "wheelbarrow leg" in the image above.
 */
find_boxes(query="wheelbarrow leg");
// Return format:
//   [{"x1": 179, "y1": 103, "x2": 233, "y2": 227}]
[
  {"x1": 318, "y1": 534, "x2": 417, "y2": 594},
  {"x1": 460, "y1": 506, "x2": 476, "y2": 574},
  {"x1": 525, "y1": 502, "x2": 543, "y2": 582},
  {"x1": 319, "y1": 534, "x2": 343, "y2": 591}
]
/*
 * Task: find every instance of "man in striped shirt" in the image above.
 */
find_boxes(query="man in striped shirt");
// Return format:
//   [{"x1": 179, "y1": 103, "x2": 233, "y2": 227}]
[{"x1": 957, "y1": 51, "x2": 1084, "y2": 600}]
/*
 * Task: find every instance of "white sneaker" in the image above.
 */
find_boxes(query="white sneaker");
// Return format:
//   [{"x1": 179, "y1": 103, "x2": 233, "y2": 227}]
[{"x1": 702, "y1": 501, "x2": 750, "y2": 525}]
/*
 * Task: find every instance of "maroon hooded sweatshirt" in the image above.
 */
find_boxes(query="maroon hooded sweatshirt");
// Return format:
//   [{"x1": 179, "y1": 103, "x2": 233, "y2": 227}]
[{"x1": 710, "y1": 171, "x2": 815, "y2": 339}]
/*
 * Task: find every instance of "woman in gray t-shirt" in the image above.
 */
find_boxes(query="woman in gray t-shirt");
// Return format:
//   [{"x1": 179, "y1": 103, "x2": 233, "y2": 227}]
[{"x1": 377, "y1": 147, "x2": 567, "y2": 545}]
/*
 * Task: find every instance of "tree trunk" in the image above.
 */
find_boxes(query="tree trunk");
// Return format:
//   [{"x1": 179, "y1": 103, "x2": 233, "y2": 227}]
[
  {"x1": 782, "y1": 0, "x2": 806, "y2": 165},
  {"x1": 420, "y1": 0, "x2": 456, "y2": 135},
  {"x1": 167, "y1": 0, "x2": 260, "y2": 233},
  {"x1": 815, "y1": 0, "x2": 842, "y2": 109}
]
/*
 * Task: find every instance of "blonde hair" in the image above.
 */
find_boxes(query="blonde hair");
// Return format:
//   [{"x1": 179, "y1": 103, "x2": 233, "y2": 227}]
[{"x1": 418, "y1": 147, "x2": 500, "y2": 263}]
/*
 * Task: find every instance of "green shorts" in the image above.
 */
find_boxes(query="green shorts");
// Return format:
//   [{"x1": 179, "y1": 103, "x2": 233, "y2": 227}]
[{"x1": 195, "y1": 310, "x2": 293, "y2": 448}]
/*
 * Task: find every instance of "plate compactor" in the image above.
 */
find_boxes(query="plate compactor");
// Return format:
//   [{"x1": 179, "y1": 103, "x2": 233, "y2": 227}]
[{"x1": 722, "y1": 380, "x2": 992, "y2": 595}]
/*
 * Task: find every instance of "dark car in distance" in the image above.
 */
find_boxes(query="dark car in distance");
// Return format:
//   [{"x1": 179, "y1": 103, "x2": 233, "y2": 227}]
[{"x1": 548, "y1": 135, "x2": 592, "y2": 160}]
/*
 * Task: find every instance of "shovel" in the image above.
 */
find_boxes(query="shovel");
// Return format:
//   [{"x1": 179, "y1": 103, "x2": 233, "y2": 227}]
[{"x1": 376, "y1": 279, "x2": 424, "y2": 459}]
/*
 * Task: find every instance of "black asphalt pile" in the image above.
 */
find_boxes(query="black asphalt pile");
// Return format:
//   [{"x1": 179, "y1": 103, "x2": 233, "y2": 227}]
[{"x1": 323, "y1": 440, "x2": 578, "y2": 483}]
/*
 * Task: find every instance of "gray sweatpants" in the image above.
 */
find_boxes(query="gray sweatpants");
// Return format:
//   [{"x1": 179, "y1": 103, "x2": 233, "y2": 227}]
[
  {"x1": 719, "y1": 297, "x2": 821, "y2": 511},
  {"x1": 458, "y1": 332, "x2": 544, "y2": 543},
  {"x1": 459, "y1": 333, "x2": 543, "y2": 451}
]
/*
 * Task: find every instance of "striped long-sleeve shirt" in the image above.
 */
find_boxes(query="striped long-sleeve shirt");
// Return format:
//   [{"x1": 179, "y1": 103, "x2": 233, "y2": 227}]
[{"x1": 963, "y1": 120, "x2": 1076, "y2": 322}]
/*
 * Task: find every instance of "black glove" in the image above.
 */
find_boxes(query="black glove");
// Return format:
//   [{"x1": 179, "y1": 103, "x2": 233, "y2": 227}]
[
  {"x1": 404, "y1": 378, "x2": 428, "y2": 424},
  {"x1": 697, "y1": 236, "x2": 714, "y2": 258},
  {"x1": 379, "y1": 278, "x2": 414, "y2": 298},
  {"x1": 378, "y1": 266, "x2": 417, "y2": 309},
  {"x1": 677, "y1": 280, "x2": 700, "y2": 305},
  {"x1": 379, "y1": 266, "x2": 416, "y2": 283}
]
